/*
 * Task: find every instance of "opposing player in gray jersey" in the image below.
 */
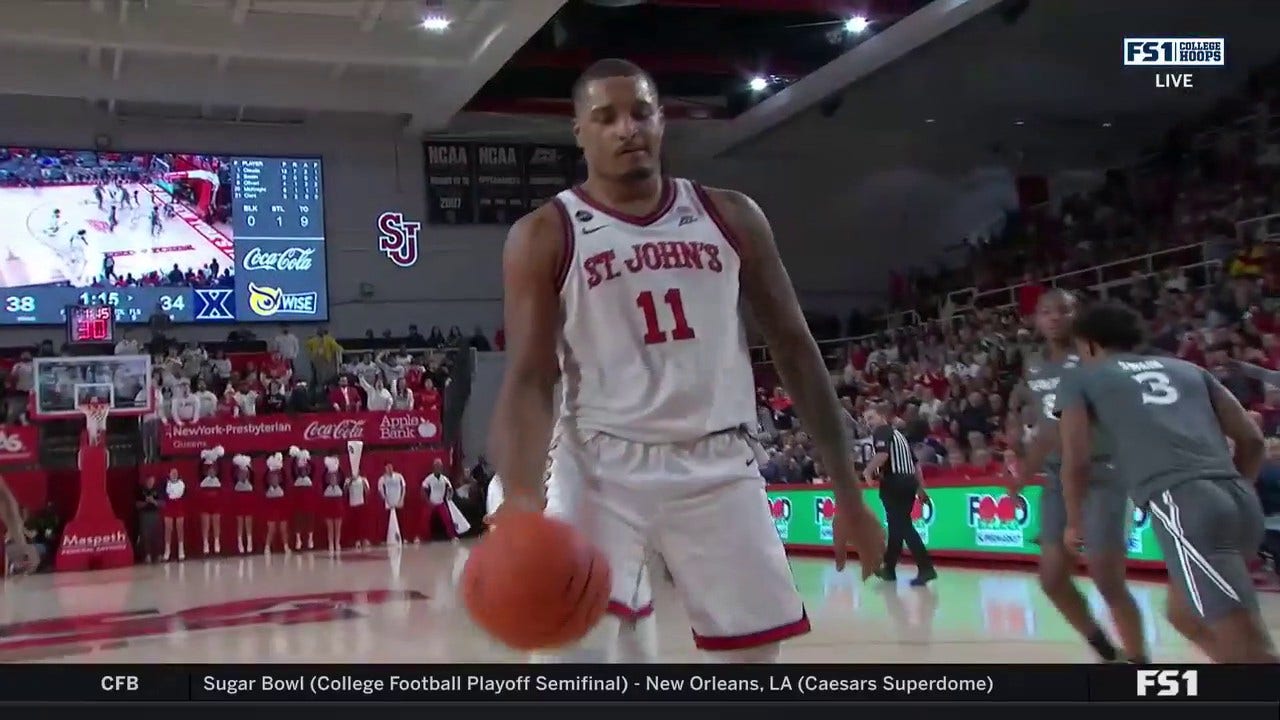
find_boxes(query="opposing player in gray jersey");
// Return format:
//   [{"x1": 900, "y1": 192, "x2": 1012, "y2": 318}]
[
  {"x1": 1009, "y1": 290, "x2": 1146, "y2": 663},
  {"x1": 1059, "y1": 303, "x2": 1276, "y2": 663}
]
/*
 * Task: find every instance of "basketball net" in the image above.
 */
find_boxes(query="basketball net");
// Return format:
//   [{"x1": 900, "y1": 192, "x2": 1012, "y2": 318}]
[{"x1": 80, "y1": 399, "x2": 110, "y2": 446}]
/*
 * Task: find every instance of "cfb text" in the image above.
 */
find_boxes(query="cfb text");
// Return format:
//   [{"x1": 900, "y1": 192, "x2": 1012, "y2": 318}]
[{"x1": 100, "y1": 675, "x2": 140, "y2": 691}]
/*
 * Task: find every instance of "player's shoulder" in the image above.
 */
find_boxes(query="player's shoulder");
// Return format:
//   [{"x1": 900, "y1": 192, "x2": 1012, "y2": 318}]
[
  {"x1": 505, "y1": 203, "x2": 567, "y2": 265},
  {"x1": 694, "y1": 185, "x2": 764, "y2": 223}
]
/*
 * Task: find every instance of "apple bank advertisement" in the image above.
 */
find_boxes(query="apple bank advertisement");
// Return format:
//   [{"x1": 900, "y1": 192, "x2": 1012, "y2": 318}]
[{"x1": 0, "y1": 147, "x2": 327, "y2": 324}]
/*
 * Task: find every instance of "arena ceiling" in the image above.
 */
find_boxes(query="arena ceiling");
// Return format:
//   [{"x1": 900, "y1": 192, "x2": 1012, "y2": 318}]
[
  {"x1": 689, "y1": 0, "x2": 1280, "y2": 172},
  {"x1": 0, "y1": 0, "x2": 564, "y2": 133}
]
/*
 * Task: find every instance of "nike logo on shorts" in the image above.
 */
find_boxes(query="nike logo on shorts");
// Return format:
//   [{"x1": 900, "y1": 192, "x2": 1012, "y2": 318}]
[{"x1": 582, "y1": 225, "x2": 608, "y2": 235}]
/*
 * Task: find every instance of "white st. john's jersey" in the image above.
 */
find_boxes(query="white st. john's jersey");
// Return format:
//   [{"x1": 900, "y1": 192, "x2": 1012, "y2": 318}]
[{"x1": 550, "y1": 178, "x2": 755, "y2": 443}]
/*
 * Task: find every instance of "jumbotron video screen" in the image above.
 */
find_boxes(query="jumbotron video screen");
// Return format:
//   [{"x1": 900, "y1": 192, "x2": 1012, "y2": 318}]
[{"x1": 0, "y1": 147, "x2": 328, "y2": 324}]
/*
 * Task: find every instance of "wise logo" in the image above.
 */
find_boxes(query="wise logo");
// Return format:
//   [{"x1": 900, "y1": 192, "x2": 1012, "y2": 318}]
[
  {"x1": 966, "y1": 493, "x2": 1030, "y2": 548},
  {"x1": 768, "y1": 497, "x2": 792, "y2": 540},
  {"x1": 1127, "y1": 505, "x2": 1152, "y2": 553},
  {"x1": 247, "y1": 283, "x2": 318, "y2": 317},
  {"x1": 814, "y1": 495, "x2": 836, "y2": 542},
  {"x1": 910, "y1": 494, "x2": 935, "y2": 543}
]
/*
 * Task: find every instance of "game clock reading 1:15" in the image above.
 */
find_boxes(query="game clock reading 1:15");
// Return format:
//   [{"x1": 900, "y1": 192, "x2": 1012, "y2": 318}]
[
  {"x1": 232, "y1": 157, "x2": 324, "y2": 238},
  {"x1": 1, "y1": 288, "x2": 194, "y2": 325}
]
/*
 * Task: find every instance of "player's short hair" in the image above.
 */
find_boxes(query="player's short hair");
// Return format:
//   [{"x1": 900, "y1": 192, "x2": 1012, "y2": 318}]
[
  {"x1": 1072, "y1": 303, "x2": 1144, "y2": 352},
  {"x1": 571, "y1": 58, "x2": 656, "y2": 111}
]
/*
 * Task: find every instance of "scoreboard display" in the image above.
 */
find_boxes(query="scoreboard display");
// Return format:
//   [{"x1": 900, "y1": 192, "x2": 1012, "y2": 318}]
[{"x1": 0, "y1": 147, "x2": 328, "y2": 326}]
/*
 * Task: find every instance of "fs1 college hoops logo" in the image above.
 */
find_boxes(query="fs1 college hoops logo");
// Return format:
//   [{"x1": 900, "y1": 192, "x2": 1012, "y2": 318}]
[{"x1": 378, "y1": 212, "x2": 421, "y2": 268}]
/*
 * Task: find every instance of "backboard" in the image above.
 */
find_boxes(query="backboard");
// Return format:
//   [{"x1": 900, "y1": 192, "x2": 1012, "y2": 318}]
[{"x1": 31, "y1": 354, "x2": 153, "y2": 419}]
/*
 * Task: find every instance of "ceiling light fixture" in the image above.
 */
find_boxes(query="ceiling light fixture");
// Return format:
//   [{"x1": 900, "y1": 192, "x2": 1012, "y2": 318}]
[
  {"x1": 844, "y1": 16, "x2": 870, "y2": 33},
  {"x1": 421, "y1": 15, "x2": 451, "y2": 31},
  {"x1": 748, "y1": 76, "x2": 768, "y2": 92}
]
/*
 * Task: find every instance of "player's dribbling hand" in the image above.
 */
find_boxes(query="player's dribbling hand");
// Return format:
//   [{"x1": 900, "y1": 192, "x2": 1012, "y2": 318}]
[
  {"x1": 832, "y1": 503, "x2": 885, "y2": 580},
  {"x1": 7, "y1": 540, "x2": 39, "y2": 575}
]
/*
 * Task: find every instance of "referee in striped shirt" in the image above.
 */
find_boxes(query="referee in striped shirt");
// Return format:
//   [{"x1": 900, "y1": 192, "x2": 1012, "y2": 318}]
[{"x1": 863, "y1": 404, "x2": 936, "y2": 586}]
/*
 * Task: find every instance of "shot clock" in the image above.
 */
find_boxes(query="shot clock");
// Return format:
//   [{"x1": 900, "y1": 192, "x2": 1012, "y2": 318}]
[{"x1": 66, "y1": 305, "x2": 115, "y2": 345}]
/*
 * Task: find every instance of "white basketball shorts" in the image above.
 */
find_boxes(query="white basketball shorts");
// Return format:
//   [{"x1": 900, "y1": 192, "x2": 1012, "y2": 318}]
[{"x1": 547, "y1": 429, "x2": 809, "y2": 650}]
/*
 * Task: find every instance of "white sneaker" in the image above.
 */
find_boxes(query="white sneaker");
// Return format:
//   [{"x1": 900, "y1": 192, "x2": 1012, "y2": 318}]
[
  {"x1": 163, "y1": 550, "x2": 171, "y2": 561},
  {"x1": 213, "y1": 539, "x2": 221, "y2": 554},
  {"x1": 203, "y1": 541, "x2": 210, "y2": 555},
  {"x1": 294, "y1": 536, "x2": 302, "y2": 551},
  {"x1": 177, "y1": 546, "x2": 185, "y2": 561},
  {"x1": 237, "y1": 539, "x2": 244, "y2": 554},
  {"x1": 307, "y1": 535, "x2": 314, "y2": 550}
]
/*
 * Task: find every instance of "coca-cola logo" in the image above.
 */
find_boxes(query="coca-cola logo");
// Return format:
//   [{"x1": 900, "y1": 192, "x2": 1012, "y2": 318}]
[
  {"x1": 241, "y1": 246, "x2": 316, "y2": 272},
  {"x1": 0, "y1": 431, "x2": 28, "y2": 456},
  {"x1": 302, "y1": 419, "x2": 366, "y2": 442}
]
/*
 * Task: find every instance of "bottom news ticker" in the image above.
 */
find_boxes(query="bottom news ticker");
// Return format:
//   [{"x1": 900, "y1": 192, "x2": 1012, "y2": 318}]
[{"x1": 0, "y1": 665, "x2": 1275, "y2": 704}]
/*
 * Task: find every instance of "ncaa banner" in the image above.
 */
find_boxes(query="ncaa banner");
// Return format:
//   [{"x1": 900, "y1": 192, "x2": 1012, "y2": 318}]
[
  {"x1": 161, "y1": 409, "x2": 443, "y2": 455},
  {"x1": 474, "y1": 143, "x2": 526, "y2": 224},
  {"x1": 424, "y1": 142, "x2": 475, "y2": 225}
]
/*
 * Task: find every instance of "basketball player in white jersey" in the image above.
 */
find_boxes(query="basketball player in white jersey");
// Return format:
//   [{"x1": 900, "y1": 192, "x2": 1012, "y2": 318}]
[
  {"x1": 492, "y1": 59, "x2": 885, "y2": 663},
  {"x1": 0, "y1": 475, "x2": 39, "y2": 572}
]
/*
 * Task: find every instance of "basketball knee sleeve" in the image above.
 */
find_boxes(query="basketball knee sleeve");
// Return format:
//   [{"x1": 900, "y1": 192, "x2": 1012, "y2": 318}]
[
  {"x1": 529, "y1": 615, "x2": 624, "y2": 663},
  {"x1": 702, "y1": 642, "x2": 781, "y2": 664}
]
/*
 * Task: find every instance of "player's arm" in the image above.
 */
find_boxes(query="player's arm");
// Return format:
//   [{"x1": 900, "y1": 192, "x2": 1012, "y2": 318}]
[
  {"x1": 1055, "y1": 373, "x2": 1091, "y2": 536},
  {"x1": 705, "y1": 188, "x2": 866, "y2": 514},
  {"x1": 0, "y1": 475, "x2": 27, "y2": 542},
  {"x1": 863, "y1": 425, "x2": 889, "y2": 481},
  {"x1": 1205, "y1": 371, "x2": 1265, "y2": 480},
  {"x1": 1014, "y1": 408, "x2": 1058, "y2": 491},
  {"x1": 488, "y1": 206, "x2": 563, "y2": 511}
]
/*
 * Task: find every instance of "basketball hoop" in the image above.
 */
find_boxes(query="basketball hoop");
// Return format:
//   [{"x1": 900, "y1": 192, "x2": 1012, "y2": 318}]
[{"x1": 80, "y1": 399, "x2": 110, "y2": 446}]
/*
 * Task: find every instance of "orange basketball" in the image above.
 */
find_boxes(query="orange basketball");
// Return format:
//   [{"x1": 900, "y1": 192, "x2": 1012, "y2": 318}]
[{"x1": 461, "y1": 511, "x2": 611, "y2": 650}]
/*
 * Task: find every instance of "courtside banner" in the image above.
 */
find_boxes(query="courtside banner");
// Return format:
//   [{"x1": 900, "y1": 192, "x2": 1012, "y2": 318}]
[
  {"x1": 0, "y1": 665, "x2": 1273, "y2": 703},
  {"x1": 160, "y1": 409, "x2": 442, "y2": 455}
]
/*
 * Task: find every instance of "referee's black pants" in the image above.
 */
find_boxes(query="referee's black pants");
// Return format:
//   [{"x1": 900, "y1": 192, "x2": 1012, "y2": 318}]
[{"x1": 879, "y1": 474, "x2": 933, "y2": 573}]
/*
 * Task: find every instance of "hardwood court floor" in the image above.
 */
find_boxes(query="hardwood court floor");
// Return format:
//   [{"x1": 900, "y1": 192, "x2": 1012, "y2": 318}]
[{"x1": 1, "y1": 543, "x2": 1276, "y2": 663}]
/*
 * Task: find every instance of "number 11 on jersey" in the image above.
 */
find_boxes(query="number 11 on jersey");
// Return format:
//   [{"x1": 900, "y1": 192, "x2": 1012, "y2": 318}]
[{"x1": 636, "y1": 288, "x2": 696, "y2": 345}]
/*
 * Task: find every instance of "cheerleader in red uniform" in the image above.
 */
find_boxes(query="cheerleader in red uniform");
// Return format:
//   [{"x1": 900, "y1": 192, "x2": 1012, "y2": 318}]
[
  {"x1": 231, "y1": 454, "x2": 256, "y2": 554},
  {"x1": 197, "y1": 445, "x2": 225, "y2": 555},
  {"x1": 288, "y1": 446, "x2": 317, "y2": 551},
  {"x1": 320, "y1": 455, "x2": 345, "y2": 556},
  {"x1": 260, "y1": 453, "x2": 291, "y2": 555},
  {"x1": 162, "y1": 467, "x2": 187, "y2": 561}
]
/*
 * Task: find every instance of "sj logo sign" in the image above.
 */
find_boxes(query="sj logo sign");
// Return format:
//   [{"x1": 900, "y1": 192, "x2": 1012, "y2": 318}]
[{"x1": 377, "y1": 212, "x2": 421, "y2": 268}]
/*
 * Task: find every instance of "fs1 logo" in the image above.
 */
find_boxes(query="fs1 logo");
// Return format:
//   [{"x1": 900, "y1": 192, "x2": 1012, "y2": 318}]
[
  {"x1": 1127, "y1": 504, "x2": 1152, "y2": 553},
  {"x1": 768, "y1": 497, "x2": 792, "y2": 540},
  {"x1": 377, "y1": 212, "x2": 421, "y2": 268},
  {"x1": 1136, "y1": 669, "x2": 1198, "y2": 697},
  {"x1": 1124, "y1": 38, "x2": 1225, "y2": 66},
  {"x1": 966, "y1": 493, "x2": 1030, "y2": 548}
]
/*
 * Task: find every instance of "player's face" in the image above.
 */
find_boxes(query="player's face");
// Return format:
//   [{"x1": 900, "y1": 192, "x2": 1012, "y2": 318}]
[
  {"x1": 574, "y1": 76, "x2": 664, "y2": 182},
  {"x1": 1034, "y1": 295, "x2": 1074, "y2": 342}
]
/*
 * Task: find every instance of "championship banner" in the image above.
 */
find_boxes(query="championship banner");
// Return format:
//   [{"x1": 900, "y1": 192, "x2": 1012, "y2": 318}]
[
  {"x1": 473, "y1": 143, "x2": 526, "y2": 224},
  {"x1": 421, "y1": 142, "x2": 581, "y2": 225},
  {"x1": 766, "y1": 482, "x2": 1163, "y2": 565},
  {"x1": 0, "y1": 424, "x2": 38, "y2": 464},
  {"x1": 0, "y1": 664, "x2": 1269, "y2": 703},
  {"x1": 424, "y1": 142, "x2": 475, "y2": 225},
  {"x1": 160, "y1": 410, "x2": 442, "y2": 455}
]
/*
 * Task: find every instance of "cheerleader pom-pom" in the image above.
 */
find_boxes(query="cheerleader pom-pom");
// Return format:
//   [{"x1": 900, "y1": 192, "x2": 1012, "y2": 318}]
[
  {"x1": 232, "y1": 454, "x2": 252, "y2": 470},
  {"x1": 324, "y1": 456, "x2": 340, "y2": 473},
  {"x1": 266, "y1": 453, "x2": 284, "y2": 472}
]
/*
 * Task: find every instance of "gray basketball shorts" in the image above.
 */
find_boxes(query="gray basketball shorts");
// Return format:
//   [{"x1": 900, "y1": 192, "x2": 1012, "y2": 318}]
[
  {"x1": 1146, "y1": 477, "x2": 1263, "y2": 622},
  {"x1": 1040, "y1": 463, "x2": 1130, "y2": 558}
]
